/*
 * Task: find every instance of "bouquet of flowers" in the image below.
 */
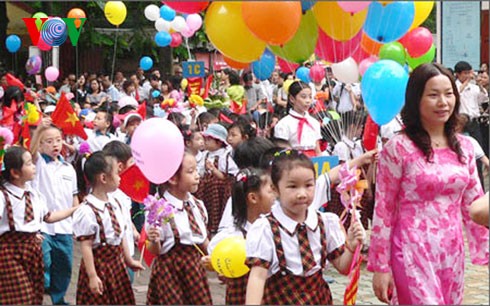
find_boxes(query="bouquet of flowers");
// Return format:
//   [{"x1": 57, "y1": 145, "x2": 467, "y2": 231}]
[{"x1": 143, "y1": 194, "x2": 175, "y2": 227}]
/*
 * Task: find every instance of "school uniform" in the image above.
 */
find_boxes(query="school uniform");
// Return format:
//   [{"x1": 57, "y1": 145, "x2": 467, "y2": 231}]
[
  {"x1": 194, "y1": 148, "x2": 238, "y2": 234},
  {"x1": 0, "y1": 182, "x2": 50, "y2": 305},
  {"x1": 208, "y1": 222, "x2": 252, "y2": 305},
  {"x1": 86, "y1": 129, "x2": 119, "y2": 152},
  {"x1": 73, "y1": 194, "x2": 134, "y2": 305},
  {"x1": 246, "y1": 204, "x2": 346, "y2": 305},
  {"x1": 147, "y1": 191, "x2": 212, "y2": 305},
  {"x1": 274, "y1": 109, "x2": 322, "y2": 157},
  {"x1": 32, "y1": 153, "x2": 78, "y2": 305}
]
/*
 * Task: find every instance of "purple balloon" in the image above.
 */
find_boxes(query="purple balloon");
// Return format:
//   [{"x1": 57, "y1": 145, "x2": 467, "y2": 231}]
[{"x1": 26, "y1": 55, "x2": 42, "y2": 75}]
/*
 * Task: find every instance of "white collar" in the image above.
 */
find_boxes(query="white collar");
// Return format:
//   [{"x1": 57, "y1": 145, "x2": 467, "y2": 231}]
[
  {"x1": 163, "y1": 190, "x2": 194, "y2": 211},
  {"x1": 341, "y1": 135, "x2": 357, "y2": 149},
  {"x1": 3, "y1": 182, "x2": 32, "y2": 199},
  {"x1": 85, "y1": 193, "x2": 110, "y2": 211},
  {"x1": 271, "y1": 203, "x2": 318, "y2": 235},
  {"x1": 289, "y1": 109, "x2": 308, "y2": 118}
]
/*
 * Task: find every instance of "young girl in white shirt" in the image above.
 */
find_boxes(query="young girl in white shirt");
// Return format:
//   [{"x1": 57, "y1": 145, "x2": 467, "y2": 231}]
[
  {"x1": 274, "y1": 81, "x2": 322, "y2": 157},
  {"x1": 72, "y1": 151, "x2": 143, "y2": 305},
  {"x1": 0, "y1": 146, "x2": 77, "y2": 305},
  {"x1": 245, "y1": 149, "x2": 364, "y2": 305},
  {"x1": 146, "y1": 151, "x2": 213, "y2": 305},
  {"x1": 206, "y1": 167, "x2": 276, "y2": 305}
]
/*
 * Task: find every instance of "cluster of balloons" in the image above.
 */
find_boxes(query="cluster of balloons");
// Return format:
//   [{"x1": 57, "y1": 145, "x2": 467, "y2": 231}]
[
  {"x1": 144, "y1": 3, "x2": 206, "y2": 48},
  {"x1": 200, "y1": 1, "x2": 434, "y2": 125}
]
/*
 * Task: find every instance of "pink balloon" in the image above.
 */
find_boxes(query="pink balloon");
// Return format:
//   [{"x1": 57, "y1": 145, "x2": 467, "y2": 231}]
[
  {"x1": 186, "y1": 14, "x2": 202, "y2": 31},
  {"x1": 399, "y1": 27, "x2": 433, "y2": 58},
  {"x1": 337, "y1": 1, "x2": 371, "y2": 13},
  {"x1": 359, "y1": 55, "x2": 378, "y2": 76},
  {"x1": 66, "y1": 92, "x2": 75, "y2": 100},
  {"x1": 131, "y1": 118, "x2": 184, "y2": 184},
  {"x1": 315, "y1": 28, "x2": 362, "y2": 63},
  {"x1": 170, "y1": 32, "x2": 182, "y2": 47},
  {"x1": 45, "y1": 66, "x2": 59, "y2": 82},
  {"x1": 180, "y1": 26, "x2": 195, "y2": 38},
  {"x1": 309, "y1": 63, "x2": 325, "y2": 83},
  {"x1": 163, "y1": 1, "x2": 209, "y2": 14},
  {"x1": 277, "y1": 57, "x2": 299, "y2": 74}
]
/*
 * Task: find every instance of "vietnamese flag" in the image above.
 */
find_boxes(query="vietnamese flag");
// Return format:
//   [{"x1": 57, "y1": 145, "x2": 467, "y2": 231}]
[
  {"x1": 51, "y1": 93, "x2": 88, "y2": 140},
  {"x1": 119, "y1": 164, "x2": 150, "y2": 203},
  {"x1": 137, "y1": 101, "x2": 147, "y2": 120},
  {"x1": 137, "y1": 227, "x2": 156, "y2": 267}
]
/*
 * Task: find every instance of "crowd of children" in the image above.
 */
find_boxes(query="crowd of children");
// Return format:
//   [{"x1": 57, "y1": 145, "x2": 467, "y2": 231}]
[{"x1": 0, "y1": 61, "x2": 488, "y2": 305}]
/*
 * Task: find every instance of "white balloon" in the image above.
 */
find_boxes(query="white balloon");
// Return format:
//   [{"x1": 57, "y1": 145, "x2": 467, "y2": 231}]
[
  {"x1": 171, "y1": 16, "x2": 187, "y2": 33},
  {"x1": 331, "y1": 57, "x2": 359, "y2": 84},
  {"x1": 144, "y1": 4, "x2": 160, "y2": 22},
  {"x1": 186, "y1": 13, "x2": 203, "y2": 31},
  {"x1": 155, "y1": 18, "x2": 170, "y2": 32}
]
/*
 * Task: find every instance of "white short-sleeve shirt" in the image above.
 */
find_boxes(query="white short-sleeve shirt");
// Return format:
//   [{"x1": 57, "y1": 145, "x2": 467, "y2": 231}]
[
  {"x1": 206, "y1": 147, "x2": 239, "y2": 176},
  {"x1": 146, "y1": 191, "x2": 208, "y2": 255},
  {"x1": 246, "y1": 204, "x2": 345, "y2": 277},
  {"x1": 110, "y1": 188, "x2": 135, "y2": 256},
  {"x1": 73, "y1": 194, "x2": 127, "y2": 247},
  {"x1": 0, "y1": 182, "x2": 50, "y2": 235},
  {"x1": 274, "y1": 109, "x2": 322, "y2": 150},
  {"x1": 86, "y1": 130, "x2": 120, "y2": 152},
  {"x1": 332, "y1": 136, "x2": 364, "y2": 162},
  {"x1": 32, "y1": 153, "x2": 78, "y2": 235},
  {"x1": 208, "y1": 222, "x2": 251, "y2": 255}
]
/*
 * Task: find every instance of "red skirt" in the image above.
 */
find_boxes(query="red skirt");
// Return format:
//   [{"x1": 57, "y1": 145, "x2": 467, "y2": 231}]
[
  {"x1": 302, "y1": 149, "x2": 317, "y2": 158},
  {"x1": 147, "y1": 243, "x2": 212, "y2": 305},
  {"x1": 0, "y1": 232, "x2": 44, "y2": 305},
  {"x1": 263, "y1": 270, "x2": 332, "y2": 305},
  {"x1": 76, "y1": 244, "x2": 135, "y2": 305},
  {"x1": 225, "y1": 273, "x2": 249, "y2": 305}
]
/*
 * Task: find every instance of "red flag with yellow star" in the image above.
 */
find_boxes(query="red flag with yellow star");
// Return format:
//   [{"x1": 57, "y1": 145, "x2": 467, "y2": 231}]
[
  {"x1": 119, "y1": 164, "x2": 150, "y2": 203},
  {"x1": 51, "y1": 93, "x2": 87, "y2": 140}
]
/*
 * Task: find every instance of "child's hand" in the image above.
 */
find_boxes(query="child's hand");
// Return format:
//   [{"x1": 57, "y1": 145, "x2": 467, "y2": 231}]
[
  {"x1": 40, "y1": 117, "x2": 52, "y2": 128},
  {"x1": 201, "y1": 255, "x2": 214, "y2": 271},
  {"x1": 147, "y1": 226, "x2": 160, "y2": 242},
  {"x1": 89, "y1": 275, "x2": 104, "y2": 295},
  {"x1": 35, "y1": 233, "x2": 45, "y2": 243},
  {"x1": 346, "y1": 220, "x2": 365, "y2": 251},
  {"x1": 360, "y1": 149, "x2": 378, "y2": 165},
  {"x1": 127, "y1": 259, "x2": 145, "y2": 271}
]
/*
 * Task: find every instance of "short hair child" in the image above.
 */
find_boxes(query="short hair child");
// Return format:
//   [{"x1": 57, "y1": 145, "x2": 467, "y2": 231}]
[
  {"x1": 72, "y1": 151, "x2": 143, "y2": 305},
  {"x1": 245, "y1": 149, "x2": 365, "y2": 305}
]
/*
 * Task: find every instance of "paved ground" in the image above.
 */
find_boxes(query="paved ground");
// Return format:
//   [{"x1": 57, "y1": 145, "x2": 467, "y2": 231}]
[{"x1": 45, "y1": 235, "x2": 488, "y2": 305}]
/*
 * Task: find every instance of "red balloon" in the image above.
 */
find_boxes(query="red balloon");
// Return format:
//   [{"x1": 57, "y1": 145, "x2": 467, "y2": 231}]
[
  {"x1": 309, "y1": 63, "x2": 325, "y2": 83},
  {"x1": 399, "y1": 27, "x2": 433, "y2": 58},
  {"x1": 351, "y1": 46, "x2": 370, "y2": 63},
  {"x1": 170, "y1": 32, "x2": 182, "y2": 48},
  {"x1": 362, "y1": 114, "x2": 379, "y2": 151},
  {"x1": 277, "y1": 57, "x2": 299, "y2": 74},
  {"x1": 37, "y1": 37, "x2": 52, "y2": 51},
  {"x1": 163, "y1": 1, "x2": 209, "y2": 14},
  {"x1": 315, "y1": 28, "x2": 362, "y2": 63}
]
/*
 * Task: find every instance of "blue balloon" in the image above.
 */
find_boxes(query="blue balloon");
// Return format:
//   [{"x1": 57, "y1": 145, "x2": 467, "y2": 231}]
[
  {"x1": 160, "y1": 5, "x2": 176, "y2": 21},
  {"x1": 361, "y1": 60, "x2": 409, "y2": 125},
  {"x1": 251, "y1": 49, "x2": 276, "y2": 81},
  {"x1": 6, "y1": 35, "x2": 21, "y2": 53},
  {"x1": 139, "y1": 56, "x2": 153, "y2": 71},
  {"x1": 296, "y1": 67, "x2": 311, "y2": 84},
  {"x1": 155, "y1": 31, "x2": 172, "y2": 47},
  {"x1": 301, "y1": 0, "x2": 317, "y2": 12},
  {"x1": 364, "y1": 2, "x2": 414, "y2": 43}
]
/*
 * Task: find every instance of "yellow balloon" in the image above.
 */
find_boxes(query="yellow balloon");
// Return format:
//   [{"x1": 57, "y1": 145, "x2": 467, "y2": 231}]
[
  {"x1": 410, "y1": 1, "x2": 434, "y2": 30},
  {"x1": 104, "y1": 1, "x2": 127, "y2": 26},
  {"x1": 211, "y1": 236, "x2": 249, "y2": 278},
  {"x1": 204, "y1": 2, "x2": 266, "y2": 63},
  {"x1": 181, "y1": 78, "x2": 188, "y2": 90},
  {"x1": 312, "y1": 2, "x2": 367, "y2": 42}
]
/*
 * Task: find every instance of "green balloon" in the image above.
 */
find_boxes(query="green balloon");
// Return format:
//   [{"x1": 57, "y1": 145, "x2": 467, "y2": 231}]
[
  {"x1": 269, "y1": 10, "x2": 318, "y2": 64},
  {"x1": 328, "y1": 110, "x2": 340, "y2": 120},
  {"x1": 379, "y1": 42, "x2": 406, "y2": 66},
  {"x1": 406, "y1": 44, "x2": 435, "y2": 69},
  {"x1": 32, "y1": 12, "x2": 48, "y2": 30}
]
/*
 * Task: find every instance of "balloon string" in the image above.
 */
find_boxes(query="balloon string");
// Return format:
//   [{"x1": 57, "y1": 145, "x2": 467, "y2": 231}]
[
  {"x1": 185, "y1": 37, "x2": 192, "y2": 60},
  {"x1": 111, "y1": 28, "x2": 119, "y2": 82}
]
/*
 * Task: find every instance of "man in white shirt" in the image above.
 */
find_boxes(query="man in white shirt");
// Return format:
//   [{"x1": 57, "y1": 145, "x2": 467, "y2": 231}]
[
  {"x1": 455, "y1": 61, "x2": 488, "y2": 148},
  {"x1": 332, "y1": 82, "x2": 361, "y2": 114}
]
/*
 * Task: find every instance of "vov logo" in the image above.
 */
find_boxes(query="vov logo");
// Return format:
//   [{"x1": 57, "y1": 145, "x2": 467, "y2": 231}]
[{"x1": 22, "y1": 17, "x2": 87, "y2": 47}]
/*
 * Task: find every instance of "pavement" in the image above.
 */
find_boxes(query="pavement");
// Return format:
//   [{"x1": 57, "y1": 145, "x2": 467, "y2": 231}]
[{"x1": 44, "y1": 234, "x2": 489, "y2": 305}]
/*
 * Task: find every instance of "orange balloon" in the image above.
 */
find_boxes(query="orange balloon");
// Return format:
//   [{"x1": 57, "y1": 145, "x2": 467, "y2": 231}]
[
  {"x1": 361, "y1": 32, "x2": 383, "y2": 55},
  {"x1": 67, "y1": 8, "x2": 86, "y2": 19},
  {"x1": 223, "y1": 56, "x2": 250, "y2": 70},
  {"x1": 242, "y1": 1, "x2": 302, "y2": 46}
]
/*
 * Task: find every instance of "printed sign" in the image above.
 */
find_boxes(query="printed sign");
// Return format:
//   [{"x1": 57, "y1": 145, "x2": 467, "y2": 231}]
[
  {"x1": 182, "y1": 61, "x2": 205, "y2": 78},
  {"x1": 311, "y1": 156, "x2": 340, "y2": 178}
]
